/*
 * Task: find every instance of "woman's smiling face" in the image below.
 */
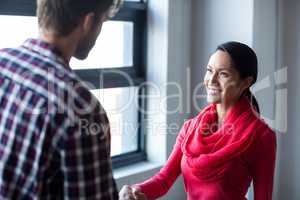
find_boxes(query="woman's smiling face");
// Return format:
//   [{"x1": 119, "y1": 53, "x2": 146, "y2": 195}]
[{"x1": 204, "y1": 50, "x2": 251, "y2": 106}]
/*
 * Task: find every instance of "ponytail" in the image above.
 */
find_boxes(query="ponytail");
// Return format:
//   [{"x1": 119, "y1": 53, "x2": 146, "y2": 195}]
[{"x1": 244, "y1": 89, "x2": 260, "y2": 114}]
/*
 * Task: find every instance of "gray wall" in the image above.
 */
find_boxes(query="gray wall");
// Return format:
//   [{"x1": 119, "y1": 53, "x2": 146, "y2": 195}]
[{"x1": 276, "y1": 0, "x2": 300, "y2": 199}]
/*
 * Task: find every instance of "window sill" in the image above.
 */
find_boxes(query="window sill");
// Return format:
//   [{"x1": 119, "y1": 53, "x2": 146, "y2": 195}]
[{"x1": 114, "y1": 161, "x2": 163, "y2": 186}]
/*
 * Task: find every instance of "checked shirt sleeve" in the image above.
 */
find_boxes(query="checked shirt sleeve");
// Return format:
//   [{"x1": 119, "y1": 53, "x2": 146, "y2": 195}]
[{"x1": 53, "y1": 85, "x2": 118, "y2": 200}]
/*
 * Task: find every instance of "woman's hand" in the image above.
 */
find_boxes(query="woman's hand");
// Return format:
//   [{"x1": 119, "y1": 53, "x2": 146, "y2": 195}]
[{"x1": 119, "y1": 185, "x2": 147, "y2": 200}]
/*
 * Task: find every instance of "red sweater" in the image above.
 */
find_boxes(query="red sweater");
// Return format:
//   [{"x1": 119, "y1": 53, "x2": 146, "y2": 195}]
[{"x1": 135, "y1": 98, "x2": 276, "y2": 200}]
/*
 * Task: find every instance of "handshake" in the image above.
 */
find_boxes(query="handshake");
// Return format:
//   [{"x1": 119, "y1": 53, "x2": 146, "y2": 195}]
[{"x1": 119, "y1": 185, "x2": 148, "y2": 200}]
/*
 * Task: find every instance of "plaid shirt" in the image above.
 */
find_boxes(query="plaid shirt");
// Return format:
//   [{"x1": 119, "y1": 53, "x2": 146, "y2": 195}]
[{"x1": 0, "y1": 39, "x2": 118, "y2": 199}]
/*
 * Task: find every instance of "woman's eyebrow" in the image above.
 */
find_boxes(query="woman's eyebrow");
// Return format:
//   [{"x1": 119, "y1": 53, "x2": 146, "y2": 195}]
[
  {"x1": 207, "y1": 65, "x2": 231, "y2": 71},
  {"x1": 218, "y1": 68, "x2": 231, "y2": 71}
]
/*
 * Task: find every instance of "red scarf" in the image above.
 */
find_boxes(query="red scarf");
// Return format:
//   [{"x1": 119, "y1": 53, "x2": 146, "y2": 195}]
[{"x1": 181, "y1": 96, "x2": 268, "y2": 182}]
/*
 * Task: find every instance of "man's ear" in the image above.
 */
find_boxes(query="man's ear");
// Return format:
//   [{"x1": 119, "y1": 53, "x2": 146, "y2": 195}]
[{"x1": 81, "y1": 12, "x2": 96, "y2": 35}]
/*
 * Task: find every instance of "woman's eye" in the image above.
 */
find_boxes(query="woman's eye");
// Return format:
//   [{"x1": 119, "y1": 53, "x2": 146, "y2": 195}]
[
  {"x1": 220, "y1": 72, "x2": 229, "y2": 77},
  {"x1": 207, "y1": 68, "x2": 213, "y2": 73}
]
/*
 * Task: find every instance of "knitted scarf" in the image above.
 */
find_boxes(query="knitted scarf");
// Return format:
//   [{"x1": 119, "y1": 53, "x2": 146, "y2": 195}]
[{"x1": 181, "y1": 96, "x2": 267, "y2": 182}]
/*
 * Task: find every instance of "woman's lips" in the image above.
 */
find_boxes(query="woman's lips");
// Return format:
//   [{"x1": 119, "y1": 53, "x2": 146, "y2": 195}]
[{"x1": 207, "y1": 88, "x2": 221, "y2": 95}]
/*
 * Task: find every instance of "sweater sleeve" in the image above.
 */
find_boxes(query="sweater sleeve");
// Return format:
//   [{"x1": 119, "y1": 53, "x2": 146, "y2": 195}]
[
  {"x1": 250, "y1": 129, "x2": 277, "y2": 200},
  {"x1": 134, "y1": 121, "x2": 191, "y2": 200}
]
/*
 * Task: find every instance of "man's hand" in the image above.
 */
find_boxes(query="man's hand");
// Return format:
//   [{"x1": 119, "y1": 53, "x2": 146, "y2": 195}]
[
  {"x1": 119, "y1": 185, "x2": 147, "y2": 200},
  {"x1": 132, "y1": 187, "x2": 147, "y2": 200}
]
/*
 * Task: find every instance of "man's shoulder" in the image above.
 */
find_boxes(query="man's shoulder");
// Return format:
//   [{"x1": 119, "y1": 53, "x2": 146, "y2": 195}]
[{"x1": 1, "y1": 45, "x2": 75, "y2": 89}]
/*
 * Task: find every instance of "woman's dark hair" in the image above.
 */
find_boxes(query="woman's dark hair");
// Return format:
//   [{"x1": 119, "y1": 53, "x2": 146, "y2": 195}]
[{"x1": 216, "y1": 41, "x2": 260, "y2": 114}]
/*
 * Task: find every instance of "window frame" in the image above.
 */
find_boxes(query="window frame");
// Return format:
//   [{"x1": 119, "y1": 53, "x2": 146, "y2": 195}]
[{"x1": 0, "y1": 0, "x2": 148, "y2": 168}]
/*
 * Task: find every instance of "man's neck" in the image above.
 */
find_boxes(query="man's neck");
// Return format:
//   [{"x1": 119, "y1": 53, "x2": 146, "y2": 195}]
[{"x1": 39, "y1": 29, "x2": 78, "y2": 63}]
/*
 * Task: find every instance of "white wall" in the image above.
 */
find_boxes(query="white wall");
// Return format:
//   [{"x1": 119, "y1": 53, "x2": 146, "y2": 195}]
[
  {"x1": 115, "y1": 0, "x2": 191, "y2": 199},
  {"x1": 190, "y1": 0, "x2": 254, "y2": 113}
]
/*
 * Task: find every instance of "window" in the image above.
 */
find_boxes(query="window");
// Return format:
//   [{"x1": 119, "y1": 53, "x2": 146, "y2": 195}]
[{"x1": 0, "y1": 0, "x2": 147, "y2": 168}]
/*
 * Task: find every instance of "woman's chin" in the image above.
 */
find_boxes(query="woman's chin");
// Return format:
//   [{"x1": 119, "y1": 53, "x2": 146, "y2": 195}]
[{"x1": 206, "y1": 96, "x2": 221, "y2": 104}]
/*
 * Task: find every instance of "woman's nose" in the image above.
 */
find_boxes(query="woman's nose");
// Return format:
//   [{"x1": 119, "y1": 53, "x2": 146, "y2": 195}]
[{"x1": 209, "y1": 72, "x2": 218, "y2": 84}]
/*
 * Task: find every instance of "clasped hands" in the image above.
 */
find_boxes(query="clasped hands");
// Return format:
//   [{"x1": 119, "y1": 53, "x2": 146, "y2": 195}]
[{"x1": 119, "y1": 185, "x2": 147, "y2": 200}]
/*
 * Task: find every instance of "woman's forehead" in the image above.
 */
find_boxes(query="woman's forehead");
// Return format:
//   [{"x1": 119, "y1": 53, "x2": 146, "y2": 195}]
[{"x1": 208, "y1": 51, "x2": 233, "y2": 70}]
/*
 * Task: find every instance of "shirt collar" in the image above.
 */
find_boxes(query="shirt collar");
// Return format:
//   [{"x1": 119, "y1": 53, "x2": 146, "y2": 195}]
[{"x1": 22, "y1": 38, "x2": 71, "y2": 70}]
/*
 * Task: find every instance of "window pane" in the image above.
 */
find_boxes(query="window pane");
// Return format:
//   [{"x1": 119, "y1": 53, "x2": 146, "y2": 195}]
[
  {"x1": 0, "y1": 15, "x2": 38, "y2": 49},
  {"x1": 0, "y1": 16, "x2": 134, "y2": 70},
  {"x1": 90, "y1": 87, "x2": 139, "y2": 156},
  {"x1": 70, "y1": 21, "x2": 133, "y2": 69}
]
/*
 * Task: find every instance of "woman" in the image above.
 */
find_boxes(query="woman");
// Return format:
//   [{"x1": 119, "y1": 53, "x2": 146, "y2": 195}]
[{"x1": 119, "y1": 42, "x2": 277, "y2": 200}]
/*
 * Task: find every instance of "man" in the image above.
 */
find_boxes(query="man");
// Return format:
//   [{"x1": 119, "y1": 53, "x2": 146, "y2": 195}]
[{"x1": 0, "y1": 0, "x2": 121, "y2": 199}]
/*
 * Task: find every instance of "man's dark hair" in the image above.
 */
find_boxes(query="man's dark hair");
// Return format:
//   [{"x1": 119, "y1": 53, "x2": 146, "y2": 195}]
[{"x1": 37, "y1": 0, "x2": 114, "y2": 36}]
